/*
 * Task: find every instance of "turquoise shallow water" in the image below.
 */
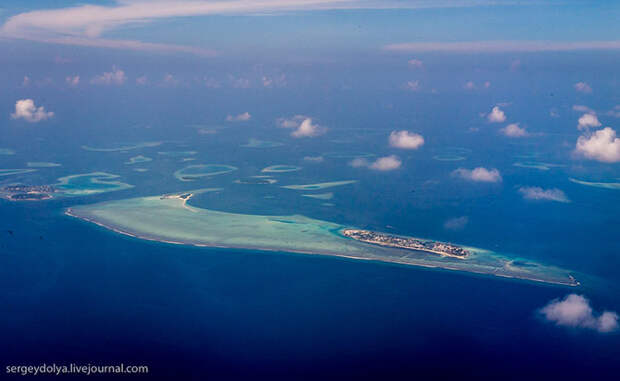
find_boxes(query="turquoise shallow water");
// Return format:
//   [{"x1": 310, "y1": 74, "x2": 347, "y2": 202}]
[{"x1": 1, "y1": 84, "x2": 619, "y2": 377}]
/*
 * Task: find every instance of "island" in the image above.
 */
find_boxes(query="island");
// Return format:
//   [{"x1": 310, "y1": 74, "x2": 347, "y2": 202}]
[
  {"x1": 64, "y1": 189, "x2": 579, "y2": 287},
  {"x1": 1, "y1": 172, "x2": 133, "y2": 201},
  {"x1": 1, "y1": 184, "x2": 56, "y2": 201},
  {"x1": 342, "y1": 229, "x2": 469, "y2": 259}
]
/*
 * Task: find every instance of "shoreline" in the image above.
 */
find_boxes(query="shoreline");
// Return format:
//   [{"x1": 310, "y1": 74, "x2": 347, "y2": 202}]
[{"x1": 64, "y1": 206, "x2": 578, "y2": 288}]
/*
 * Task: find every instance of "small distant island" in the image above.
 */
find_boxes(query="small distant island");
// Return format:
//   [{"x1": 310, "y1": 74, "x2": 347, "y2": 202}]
[
  {"x1": 342, "y1": 229, "x2": 469, "y2": 259},
  {"x1": 1, "y1": 184, "x2": 56, "y2": 201}
]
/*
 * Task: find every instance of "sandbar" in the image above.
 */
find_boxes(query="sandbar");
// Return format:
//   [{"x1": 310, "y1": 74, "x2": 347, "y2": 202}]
[
  {"x1": 82, "y1": 142, "x2": 162, "y2": 152},
  {"x1": 0, "y1": 169, "x2": 38, "y2": 176},
  {"x1": 174, "y1": 164, "x2": 237, "y2": 181},
  {"x1": 261, "y1": 165, "x2": 302, "y2": 173},
  {"x1": 65, "y1": 190, "x2": 579, "y2": 287},
  {"x1": 282, "y1": 180, "x2": 357, "y2": 190},
  {"x1": 569, "y1": 178, "x2": 620, "y2": 190}
]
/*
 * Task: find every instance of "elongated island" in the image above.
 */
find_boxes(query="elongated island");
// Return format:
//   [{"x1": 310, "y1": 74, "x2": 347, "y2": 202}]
[
  {"x1": 65, "y1": 189, "x2": 579, "y2": 287},
  {"x1": 342, "y1": 229, "x2": 469, "y2": 259}
]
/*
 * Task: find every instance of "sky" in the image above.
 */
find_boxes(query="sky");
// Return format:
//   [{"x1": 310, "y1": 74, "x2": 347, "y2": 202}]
[{"x1": 0, "y1": 0, "x2": 619, "y2": 61}]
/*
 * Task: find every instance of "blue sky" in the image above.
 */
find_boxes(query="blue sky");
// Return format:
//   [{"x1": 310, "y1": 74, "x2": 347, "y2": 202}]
[{"x1": 0, "y1": 1, "x2": 618, "y2": 60}]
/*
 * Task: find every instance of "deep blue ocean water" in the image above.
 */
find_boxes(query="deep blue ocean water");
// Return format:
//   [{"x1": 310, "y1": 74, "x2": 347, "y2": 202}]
[{"x1": 1, "y1": 61, "x2": 619, "y2": 378}]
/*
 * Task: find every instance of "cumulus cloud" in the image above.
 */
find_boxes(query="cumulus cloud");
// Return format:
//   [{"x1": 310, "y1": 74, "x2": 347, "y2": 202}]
[
  {"x1": 519, "y1": 187, "x2": 570, "y2": 203},
  {"x1": 304, "y1": 156, "x2": 324, "y2": 162},
  {"x1": 91, "y1": 67, "x2": 126, "y2": 85},
  {"x1": 487, "y1": 106, "x2": 506, "y2": 123},
  {"x1": 404, "y1": 80, "x2": 420, "y2": 91},
  {"x1": 573, "y1": 105, "x2": 594, "y2": 114},
  {"x1": 10, "y1": 99, "x2": 54, "y2": 122},
  {"x1": 135, "y1": 75, "x2": 148, "y2": 85},
  {"x1": 65, "y1": 75, "x2": 80, "y2": 87},
  {"x1": 540, "y1": 294, "x2": 618, "y2": 333},
  {"x1": 453, "y1": 167, "x2": 502, "y2": 183},
  {"x1": 577, "y1": 113, "x2": 601, "y2": 131},
  {"x1": 292, "y1": 118, "x2": 325, "y2": 138},
  {"x1": 389, "y1": 130, "x2": 424, "y2": 149},
  {"x1": 161, "y1": 73, "x2": 179, "y2": 86},
  {"x1": 370, "y1": 155, "x2": 402, "y2": 171},
  {"x1": 501, "y1": 123, "x2": 528, "y2": 137},
  {"x1": 464, "y1": 81, "x2": 475, "y2": 90},
  {"x1": 349, "y1": 157, "x2": 370, "y2": 168},
  {"x1": 277, "y1": 115, "x2": 305, "y2": 129},
  {"x1": 226, "y1": 112, "x2": 251, "y2": 122},
  {"x1": 262, "y1": 74, "x2": 286, "y2": 88},
  {"x1": 278, "y1": 115, "x2": 326, "y2": 138},
  {"x1": 350, "y1": 155, "x2": 402, "y2": 171},
  {"x1": 574, "y1": 82, "x2": 592, "y2": 94},
  {"x1": 408, "y1": 58, "x2": 423, "y2": 68},
  {"x1": 483, "y1": 81, "x2": 491, "y2": 88},
  {"x1": 444, "y1": 216, "x2": 468, "y2": 231},
  {"x1": 575, "y1": 127, "x2": 620, "y2": 163}
]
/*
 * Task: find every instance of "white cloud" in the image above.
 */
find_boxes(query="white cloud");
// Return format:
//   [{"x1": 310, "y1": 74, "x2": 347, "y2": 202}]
[
  {"x1": 487, "y1": 106, "x2": 506, "y2": 123},
  {"x1": 453, "y1": 167, "x2": 502, "y2": 183},
  {"x1": 161, "y1": 73, "x2": 179, "y2": 86},
  {"x1": 136, "y1": 75, "x2": 148, "y2": 85},
  {"x1": 384, "y1": 41, "x2": 620, "y2": 53},
  {"x1": 540, "y1": 294, "x2": 618, "y2": 333},
  {"x1": 262, "y1": 74, "x2": 286, "y2": 88},
  {"x1": 408, "y1": 58, "x2": 423, "y2": 68},
  {"x1": 519, "y1": 187, "x2": 570, "y2": 203},
  {"x1": 292, "y1": 118, "x2": 325, "y2": 138},
  {"x1": 229, "y1": 75, "x2": 251, "y2": 88},
  {"x1": 65, "y1": 75, "x2": 80, "y2": 87},
  {"x1": 574, "y1": 81, "x2": 592, "y2": 94},
  {"x1": 91, "y1": 67, "x2": 126, "y2": 85},
  {"x1": 277, "y1": 115, "x2": 306, "y2": 128},
  {"x1": 226, "y1": 112, "x2": 251, "y2": 122},
  {"x1": 278, "y1": 115, "x2": 326, "y2": 138},
  {"x1": 573, "y1": 105, "x2": 594, "y2": 114},
  {"x1": 3, "y1": 1, "x2": 512, "y2": 56},
  {"x1": 11, "y1": 99, "x2": 54, "y2": 123},
  {"x1": 464, "y1": 81, "x2": 475, "y2": 90},
  {"x1": 483, "y1": 81, "x2": 491, "y2": 88},
  {"x1": 349, "y1": 157, "x2": 370, "y2": 168},
  {"x1": 389, "y1": 130, "x2": 424, "y2": 149},
  {"x1": 606, "y1": 105, "x2": 620, "y2": 118},
  {"x1": 304, "y1": 156, "x2": 324, "y2": 162},
  {"x1": 577, "y1": 113, "x2": 601, "y2": 130},
  {"x1": 575, "y1": 127, "x2": 620, "y2": 163},
  {"x1": 349, "y1": 155, "x2": 402, "y2": 171},
  {"x1": 370, "y1": 155, "x2": 402, "y2": 171},
  {"x1": 501, "y1": 123, "x2": 528, "y2": 137},
  {"x1": 404, "y1": 80, "x2": 420, "y2": 91},
  {"x1": 444, "y1": 216, "x2": 468, "y2": 231}
]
